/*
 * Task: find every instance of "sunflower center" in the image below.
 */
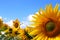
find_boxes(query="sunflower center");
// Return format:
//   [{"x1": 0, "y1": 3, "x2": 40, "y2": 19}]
[{"x1": 46, "y1": 21, "x2": 55, "y2": 32}]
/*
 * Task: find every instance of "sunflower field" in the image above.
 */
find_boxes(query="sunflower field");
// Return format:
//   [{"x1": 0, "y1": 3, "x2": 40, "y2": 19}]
[{"x1": 0, "y1": 4, "x2": 60, "y2": 40}]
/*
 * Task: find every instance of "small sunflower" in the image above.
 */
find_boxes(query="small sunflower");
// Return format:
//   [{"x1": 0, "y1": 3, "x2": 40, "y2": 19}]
[
  {"x1": 13, "y1": 19, "x2": 20, "y2": 29},
  {"x1": 3, "y1": 19, "x2": 21, "y2": 37},
  {"x1": 4, "y1": 25, "x2": 21, "y2": 40},
  {"x1": 30, "y1": 4, "x2": 60, "y2": 40},
  {"x1": 25, "y1": 26, "x2": 34, "y2": 33},
  {"x1": 10, "y1": 19, "x2": 21, "y2": 36},
  {"x1": 8, "y1": 19, "x2": 21, "y2": 36},
  {"x1": 18, "y1": 28, "x2": 33, "y2": 40},
  {"x1": 2, "y1": 24, "x2": 9, "y2": 31},
  {"x1": 0, "y1": 19, "x2": 3, "y2": 28},
  {"x1": 18, "y1": 29, "x2": 28, "y2": 40}
]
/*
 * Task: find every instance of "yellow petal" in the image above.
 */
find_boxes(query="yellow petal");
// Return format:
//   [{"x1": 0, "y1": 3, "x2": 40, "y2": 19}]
[
  {"x1": 29, "y1": 29, "x2": 40, "y2": 36},
  {"x1": 54, "y1": 4, "x2": 59, "y2": 14},
  {"x1": 36, "y1": 34, "x2": 45, "y2": 40},
  {"x1": 32, "y1": 33, "x2": 42, "y2": 40}
]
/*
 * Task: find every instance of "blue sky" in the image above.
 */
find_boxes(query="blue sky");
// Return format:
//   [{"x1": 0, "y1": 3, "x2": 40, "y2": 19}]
[{"x1": 0, "y1": 0, "x2": 60, "y2": 22}]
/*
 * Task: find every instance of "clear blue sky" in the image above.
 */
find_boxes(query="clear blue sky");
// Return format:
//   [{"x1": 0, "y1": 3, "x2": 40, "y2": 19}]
[{"x1": 0, "y1": 0, "x2": 60, "y2": 22}]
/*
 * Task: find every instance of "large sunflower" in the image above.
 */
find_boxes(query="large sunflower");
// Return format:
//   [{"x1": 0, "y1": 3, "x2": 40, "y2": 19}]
[{"x1": 29, "y1": 4, "x2": 60, "y2": 40}]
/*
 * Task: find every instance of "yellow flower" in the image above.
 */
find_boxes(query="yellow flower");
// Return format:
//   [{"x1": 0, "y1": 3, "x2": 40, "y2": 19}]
[
  {"x1": 4, "y1": 19, "x2": 21, "y2": 37},
  {"x1": 30, "y1": 4, "x2": 60, "y2": 40},
  {"x1": 7, "y1": 19, "x2": 21, "y2": 36},
  {"x1": 10, "y1": 19, "x2": 21, "y2": 36},
  {"x1": 16, "y1": 26, "x2": 33, "y2": 40},
  {"x1": 25, "y1": 26, "x2": 34, "y2": 33},
  {"x1": 18, "y1": 29, "x2": 28, "y2": 40},
  {"x1": 2, "y1": 24, "x2": 9, "y2": 31},
  {"x1": 13, "y1": 19, "x2": 20, "y2": 29},
  {"x1": 0, "y1": 19, "x2": 3, "y2": 28},
  {"x1": 4, "y1": 19, "x2": 28, "y2": 40}
]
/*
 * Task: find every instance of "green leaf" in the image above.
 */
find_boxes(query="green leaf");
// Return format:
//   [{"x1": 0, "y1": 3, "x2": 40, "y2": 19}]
[{"x1": 25, "y1": 30, "x2": 33, "y2": 39}]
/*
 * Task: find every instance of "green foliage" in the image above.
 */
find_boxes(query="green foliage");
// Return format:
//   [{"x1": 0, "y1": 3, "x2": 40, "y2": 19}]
[
  {"x1": 24, "y1": 30, "x2": 33, "y2": 39},
  {"x1": 0, "y1": 34, "x2": 22, "y2": 40}
]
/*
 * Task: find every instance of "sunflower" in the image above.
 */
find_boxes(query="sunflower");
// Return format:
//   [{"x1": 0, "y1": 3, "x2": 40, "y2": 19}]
[
  {"x1": 25, "y1": 26, "x2": 34, "y2": 33},
  {"x1": 0, "y1": 19, "x2": 9, "y2": 35},
  {"x1": 4, "y1": 19, "x2": 29, "y2": 40},
  {"x1": 0, "y1": 18, "x2": 3, "y2": 28},
  {"x1": 18, "y1": 27, "x2": 33, "y2": 40},
  {"x1": 7, "y1": 19, "x2": 21, "y2": 36},
  {"x1": 29, "y1": 4, "x2": 60, "y2": 40},
  {"x1": 2, "y1": 19, "x2": 21, "y2": 37},
  {"x1": 1, "y1": 24, "x2": 9, "y2": 32},
  {"x1": 18, "y1": 29, "x2": 28, "y2": 40},
  {"x1": 13, "y1": 19, "x2": 20, "y2": 29},
  {"x1": 2, "y1": 19, "x2": 22, "y2": 40}
]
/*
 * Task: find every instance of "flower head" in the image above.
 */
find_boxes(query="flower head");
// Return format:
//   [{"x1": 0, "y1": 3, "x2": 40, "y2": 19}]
[{"x1": 30, "y1": 4, "x2": 60, "y2": 40}]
